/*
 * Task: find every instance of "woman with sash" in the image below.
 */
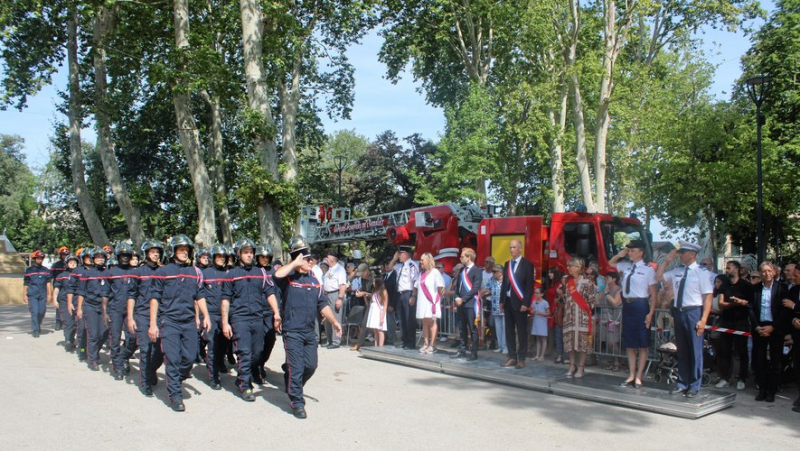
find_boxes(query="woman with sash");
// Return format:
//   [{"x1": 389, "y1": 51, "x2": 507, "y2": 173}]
[
  {"x1": 365, "y1": 277, "x2": 389, "y2": 347},
  {"x1": 558, "y1": 257, "x2": 595, "y2": 378},
  {"x1": 415, "y1": 253, "x2": 445, "y2": 354}
]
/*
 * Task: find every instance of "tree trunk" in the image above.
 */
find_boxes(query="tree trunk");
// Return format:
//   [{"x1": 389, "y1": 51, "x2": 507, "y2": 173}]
[
  {"x1": 200, "y1": 90, "x2": 233, "y2": 245},
  {"x1": 240, "y1": 0, "x2": 282, "y2": 252},
  {"x1": 280, "y1": 57, "x2": 301, "y2": 182},
  {"x1": 172, "y1": 0, "x2": 216, "y2": 247},
  {"x1": 68, "y1": 13, "x2": 109, "y2": 245},
  {"x1": 547, "y1": 84, "x2": 568, "y2": 213},
  {"x1": 92, "y1": 7, "x2": 144, "y2": 248},
  {"x1": 566, "y1": 0, "x2": 595, "y2": 212}
]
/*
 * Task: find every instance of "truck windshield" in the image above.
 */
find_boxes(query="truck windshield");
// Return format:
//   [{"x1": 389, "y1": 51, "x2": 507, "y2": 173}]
[{"x1": 601, "y1": 221, "x2": 652, "y2": 262}]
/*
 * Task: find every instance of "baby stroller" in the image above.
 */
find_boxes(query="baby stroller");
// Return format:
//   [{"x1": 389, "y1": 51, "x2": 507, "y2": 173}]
[{"x1": 653, "y1": 340, "x2": 713, "y2": 387}]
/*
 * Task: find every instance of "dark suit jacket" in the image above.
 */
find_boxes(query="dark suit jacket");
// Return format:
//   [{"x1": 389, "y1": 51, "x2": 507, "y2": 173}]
[
  {"x1": 456, "y1": 265, "x2": 482, "y2": 308},
  {"x1": 749, "y1": 280, "x2": 791, "y2": 334},
  {"x1": 500, "y1": 257, "x2": 535, "y2": 312},
  {"x1": 383, "y1": 270, "x2": 399, "y2": 310}
]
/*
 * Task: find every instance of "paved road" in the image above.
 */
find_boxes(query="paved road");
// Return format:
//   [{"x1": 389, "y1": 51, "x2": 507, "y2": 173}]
[{"x1": 0, "y1": 305, "x2": 796, "y2": 450}]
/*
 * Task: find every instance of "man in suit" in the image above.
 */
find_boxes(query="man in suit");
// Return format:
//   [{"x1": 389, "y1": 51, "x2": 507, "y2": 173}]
[
  {"x1": 782, "y1": 262, "x2": 800, "y2": 412},
  {"x1": 500, "y1": 239, "x2": 535, "y2": 369},
  {"x1": 451, "y1": 248, "x2": 482, "y2": 361},
  {"x1": 383, "y1": 260, "x2": 400, "y2": 346},
  {"x1": 749, "y1": 261, "x2": 791, "y2": 403}
]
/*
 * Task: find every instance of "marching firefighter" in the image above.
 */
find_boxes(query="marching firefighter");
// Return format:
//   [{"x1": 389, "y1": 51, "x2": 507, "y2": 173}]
[
  {"x1": 201, "y1": 244, "x2": 229, "y2": 390},
  {"x1": 23, "y1": 250, "x2": 52, "y2": 337},
  {"x1": 52, "y1": 254, "x2": 79, "y2": 350},
  {"x1": 105, "y1": 242, "x2": 138, "y2": 380},
  {"x1": 77, "y1": 247, "x2": 110, "y2": 371},
  {"x1": 50, "y1": 246, "x2": 71, "y2": 330},
  {"x1": 272, "y1": 236, "x2": 341, "y2": 419},
  {"x1": 69, "y1": 248, "x2": 94, "y2": 361},
  {"x1": 148, "y1": 235, "x2": 211, "y2": 412},
  {"x1": 254, "y1": 243, "x2": 278, "y2": 383}
]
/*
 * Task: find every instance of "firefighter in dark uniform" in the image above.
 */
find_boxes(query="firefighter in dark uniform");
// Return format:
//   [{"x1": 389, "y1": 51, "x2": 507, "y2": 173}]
[
  {"x1": 50, "y1": 246, "x2": 71, "y2": 330},
  {"x1": 53, "y1": 254, "x2": 79, "y2": 350},
  {"x1": 148, "y1": 235, "x2": 211, "y2": 412},
  {"x1": 69, "y1": 248, "x2": 93, "y2": 360},
  {"x1": 23, "y1": 250, "x2": 52, "y2": 337},
  {"x1": 221, "y1": 238, "x2": 279, "y2": 401},
  {"x1": 77, "y1": 247, "x2": 110, "y2": 370},
  {"x1": 201, "y1": 244, "x2": 229, "y2": 390},
  {"x1": 272, "y1": 236, "x2": 341, "y2": 419},
  {"x1": 194, "y1": 247, "x2": 211, "y2": 363},
  {"x1": 254, "y1": 243, "x2": 278, "y2": 383},
  {"x1": 105, "y1": 242, "x2": 137, "y2": 380},
  {"x1": 127, "y1": 239, "x2": 165, "y2": 397}
]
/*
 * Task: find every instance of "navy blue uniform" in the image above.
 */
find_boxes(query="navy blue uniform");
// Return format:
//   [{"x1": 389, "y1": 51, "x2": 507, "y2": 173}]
[
  {"x1": 150, "y1": 262, "x2": 204, "y2": 402},
  {"x1": 130, "y1": 263, "x2": 163, "y2": 389},
  {"x1": 273, "y1": 271, "x2": 327, "y2": 409},
  {"x1": 23, "y1": 264, "x2": 52, "y2": 333},
  {"x1": 223, "y1": 264, "x2": 269, "y2": 392},
  {"x1": 68, "y1": 266, "x2": 89, "y2": 359},
  {"x1": 78, "y1": 266, "x2": 110, "y2": 365},
  {"x1": 50, "y1": 260, "x2": 66, "y2": 328},
  {"x1": 256, "y1": 268, "x2": 279, "y2": 375},
  {"x1": 201, "y1": 265, "x2": 228, "y2": 385},
  {"x1": 106, "y1": 265, "x2": 137, "y2": 373},
  {"x1": 53, "y1": 268, "x2": 76, "y2": 345}
]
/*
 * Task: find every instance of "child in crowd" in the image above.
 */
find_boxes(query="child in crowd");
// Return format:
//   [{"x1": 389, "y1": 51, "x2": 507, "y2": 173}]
[{"x1": 530, "y1": 287, "x2": 550, "y2": 361}]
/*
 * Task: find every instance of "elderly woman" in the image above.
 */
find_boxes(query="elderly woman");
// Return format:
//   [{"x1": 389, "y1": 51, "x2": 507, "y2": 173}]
[
  {"x1": 415, "y1": 253, "x2": 445, "y2": 353},
  {"x1": 558, "y1": 257, "x2": 595, "y2": 378}
]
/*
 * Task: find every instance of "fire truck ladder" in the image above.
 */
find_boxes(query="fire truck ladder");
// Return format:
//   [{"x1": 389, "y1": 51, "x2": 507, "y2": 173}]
[{"x1": 298, "y1": 204, "x2": 485, "y2": 246}]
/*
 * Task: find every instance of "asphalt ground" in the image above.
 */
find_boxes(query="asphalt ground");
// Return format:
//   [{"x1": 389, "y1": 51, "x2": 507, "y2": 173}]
[{"x1": 0, "y1": 305, "x2": 797, "y2": 450}]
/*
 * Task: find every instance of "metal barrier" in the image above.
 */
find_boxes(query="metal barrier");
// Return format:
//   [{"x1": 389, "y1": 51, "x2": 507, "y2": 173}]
[{"x1": 592, "y1": 306, "x2": 674, "y2": 363}]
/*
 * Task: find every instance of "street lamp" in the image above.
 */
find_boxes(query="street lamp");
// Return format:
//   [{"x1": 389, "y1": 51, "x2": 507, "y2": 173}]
[
  {"x1": 334, "y1": 155, "x2": 347, "y2": 207},
  {"x1": 745, "y1": 74, "x2": 770, "y2": 264}
]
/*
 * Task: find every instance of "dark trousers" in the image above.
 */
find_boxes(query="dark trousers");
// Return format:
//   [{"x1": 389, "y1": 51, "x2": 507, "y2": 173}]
[
  {"x1": 356, "y1": 302, "x2": 372, "y2": 348},
  {"x1": 282, "y1": 329, "x2": 318, "y2": 408},
  {"x1": 256, "y1": 318, "x2": 277, "y2": 371},
  {"x1": 76, "y1": 313, "x2": 87, "y2": 359},
  {"x1": 398, "y1": 291, "x2": 416, "y2": 347},
  {"x1": 385, "y1": 308, "x2": 397, "y2": 346},
  {"x1": 716, "y1": 318, "x2": 749, "y2": 382},
  {"x1": 59, "y1": 299, "x2": 76, "y2": 344},
  {"x1": 54, "y1": 302, "x2": 62, "y2": 329},
  {"x1": 458, "y1": 305, "x2": 478, "y2": 358},
  {"x1": 27, "y1": 295, "x2": 46, "y2": 332},
  {"x1": 108, "y1": 309, "x2": 136, "y2": 371},
  {"x1": 159, "y1": 319, "x2": 197, "y2": 401},
  {"x1": 231, "y1": 318, "x2": 264, "y2": 391},
  {"x1": 83, "y1": 304, "x2": 104, "y2": 365},
  {"x1": 752, "y1": 327, "x2": 783, "y2": 395},
  {"x1": 134, "y1": 314, "x2": 163, "y2": 388},
  {"x1": 673, "y1": 307, "x2": 704, "y2": 391},
  {"x1": 505, "y1": 307, "x2": 528, "y2": 362},
  {"x1": 793, "y1": 330, "x2": 800, "y2": 396},
  {"x1": 203, "y1": 315, "x2": 225, "y2": 384}
]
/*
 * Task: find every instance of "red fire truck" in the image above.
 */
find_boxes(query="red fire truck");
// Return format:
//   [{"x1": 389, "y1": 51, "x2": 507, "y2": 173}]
[{"x1": 299, "y1": 204, "x2": 652, "y2": 277}]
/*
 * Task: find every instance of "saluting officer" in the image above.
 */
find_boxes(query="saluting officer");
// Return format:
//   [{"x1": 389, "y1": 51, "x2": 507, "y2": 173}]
[
  {"x1": 53, "y1": 254, "x2": 79, "y2": 351},
  {"x1": 221, "y1": 238, "x2": 277, "y2": 401},
  {"x1": 657, "y1": 241, "x2": 713, "y2": 398},
  {"x1": 272, "y1": 236, "x2": 341, "y2": 419},
  {"x1": 77, "y1": 247, "x2": 111, "y2": 371},
  {"x1": 148, "y1": 235, "x2": 211, "y2": 412},
  {"x1": 127, "y1": 239, "x2": 165, "y2": 397},
  {"x1": 50, "y1": 246, "x2": 71, "y2": 331},
  {"x1": 201, "y1": 244, "x2": 230, "y2": 390},
  {"x1": 254, "y1": 243, "x2": 278, "y2": 383},
  {"x1": 105, "y1": 242, "x2": 138, "y2": 380},
  {"x1": 23, "y1": 250, "x2": 53, "y2": 337}
]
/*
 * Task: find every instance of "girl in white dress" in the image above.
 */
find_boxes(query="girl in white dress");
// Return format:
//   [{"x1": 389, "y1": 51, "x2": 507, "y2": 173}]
[
  {"x1": 365, "y1": 277, "x2": 388, "y2": 346},
  {"x1": 414, "y1": 253, "x2": 445, "y2": 354}
]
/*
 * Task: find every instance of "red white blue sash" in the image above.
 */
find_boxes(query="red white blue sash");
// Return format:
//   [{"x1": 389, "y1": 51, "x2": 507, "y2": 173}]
[
  {"x1": 372, "y1": 293, "x2": 383, "y2": 311},
  {"x1": 507, "y1": 261, "x2": 524, "y2": 299},
  {"x1": 460, "y1": 268, "x2": 481, "y2": 316}
]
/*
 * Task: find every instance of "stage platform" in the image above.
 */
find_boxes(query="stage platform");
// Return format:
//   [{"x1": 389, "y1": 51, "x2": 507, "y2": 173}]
[{"x1": 359, "y1": 347, "x2": 735, "y2": 419}]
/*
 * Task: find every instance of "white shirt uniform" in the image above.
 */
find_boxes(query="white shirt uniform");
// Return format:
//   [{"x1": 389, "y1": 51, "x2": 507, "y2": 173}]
[
  {"x1": 323, "y1": 263, "x2": 347, "y2": 293},
  {"x1": 664, "y1": 262, "x2": 713, "y2": 308},
  {"x1": 395, "y1": 260, "x2": 419, "y2": 293},
  {"x1": 311, "y1": 265, "x2": 323, "y2": 284},
  {"x1": 617, "y1": 260, "x2": 656, "y2": 299}
]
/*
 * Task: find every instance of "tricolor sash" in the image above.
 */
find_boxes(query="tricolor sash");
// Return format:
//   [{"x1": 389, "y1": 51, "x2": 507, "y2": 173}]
[
  {"x1": 567, "y1": 277, "x2": 593, "y2": 335},
  {"x1": 420, "y1": 271, "x2": 440, "y2": 315},
  {"x1": 372, "y1": 293, "x2": 383, "y2": 311},
  {"x1": 507, "y1": 261, "x2": 524, "y2": 299}
]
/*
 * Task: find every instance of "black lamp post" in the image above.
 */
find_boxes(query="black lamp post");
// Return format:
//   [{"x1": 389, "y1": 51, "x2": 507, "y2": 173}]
[
  {"x1": 334, "y1": 155, "x2": 347, "y2": 207},
  {"x1": 745, "y1": 75, "x2": 770, "y2": 264}
]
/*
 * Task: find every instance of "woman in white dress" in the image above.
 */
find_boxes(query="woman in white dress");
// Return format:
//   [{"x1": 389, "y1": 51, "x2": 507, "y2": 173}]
[
  {"x1": 365, "y1": 277, "x2": 388, "y2": 346},
  {"x1": 414, "y1": 253, "x2": 445, "y2": 354}
]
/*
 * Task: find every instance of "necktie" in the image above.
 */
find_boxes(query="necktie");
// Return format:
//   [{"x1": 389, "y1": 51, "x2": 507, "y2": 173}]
[
  {"x1": 511, "y1": 259, "x2": 517, "y2": 273},
  {"x1": 676, "y1": 266, "x2": 689, "y2": 309},
  {"x1": 625, "y1": 264, "x2": 635, "y2": 295}
]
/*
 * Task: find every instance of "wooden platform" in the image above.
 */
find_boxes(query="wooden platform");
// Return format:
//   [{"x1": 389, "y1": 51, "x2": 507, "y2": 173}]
[{"x1": 360, "y1": 346, "x2": 735, "y2": 419}]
